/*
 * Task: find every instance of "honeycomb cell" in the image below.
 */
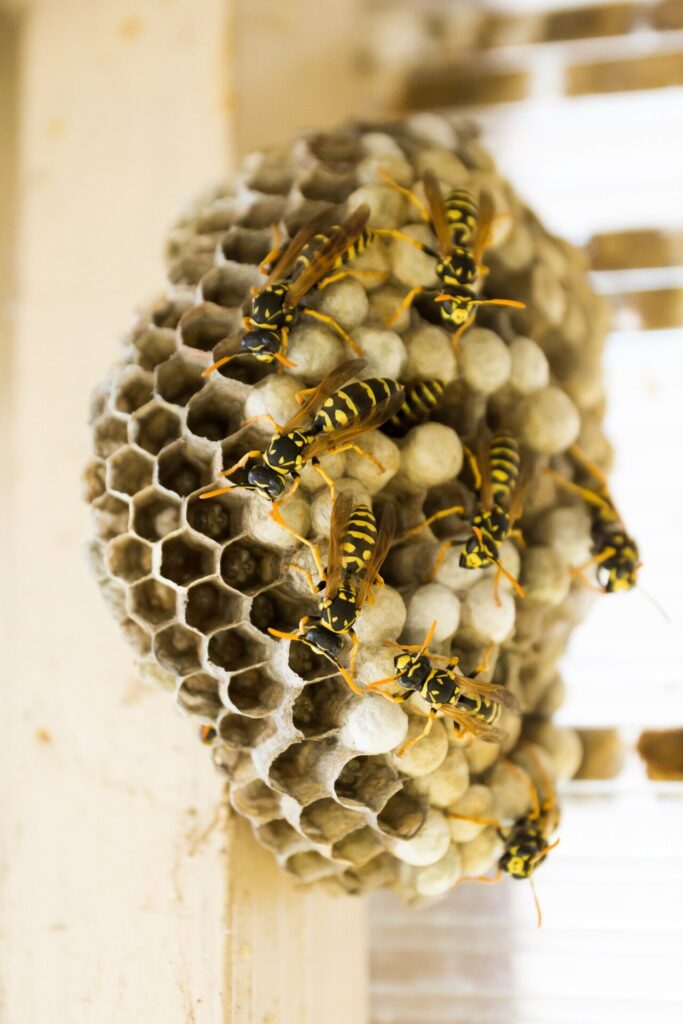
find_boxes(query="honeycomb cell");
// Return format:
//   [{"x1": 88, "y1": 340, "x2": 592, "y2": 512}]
[
  {"x1": 207, "y1": 624, "x2": 269, "y2": 673},
  {"x1": 154, "y1": 623, "x2": 202, "y2": 675},
  {"x1": 185, "y1": 579, "x2": 242, "y2": 633},
  {"x1": 217, "y1": 713, "x2": 274, "y2": 750},
  {"x1": 131, "y1": 402, "x2": 182, "y2": 455},
  {"x1": 213, "y1": 346, "x2": 271, "y2": 386},
  {"x1": 220, "y1": 226, "x2": 271, "y2": 266},
  {"x1": 160, "y1": 532, "x2": 216, "y2": 586},
  {"x1": 83, "y1": 457, "x2": 106, "y2": 503},
  {"x1": 155, "y1": 352, "x2": 205, "y2": 407},
  {"x1": 245, "y1": 166, "x2": 294, "y2": 196},
  {"x1": 186, "y1": 384, "x2": 243, "y2": 442},
  {"x1": 186, "y1": 490, "x2": 242, "y2": 543},
  {"x1": 120, "y1": 618, "x2": 152, "y2": 655},
  {"x1": 334, "y1": 755, "x2": 401, "y2": 812},
  {"x1": 227, "y1": 666, "x2": 284, "y2": 717},
  {"x1": 220, "y1": 537, "x2": 281, "y2": 595},
  {"x1": 176, "y1": 672, "x2": 222, "y2": 718},
  {"x1": 130, "y1": 578, "x2": 177, "y2": 627},
  {"x1": 157, "y1": 439, "x2": 215, "y2": 497},
  {"x1": 107, "y1": 535, "x2": 152, "y2": 583},
  {"x1": 93, "y1": 414, "x2": 128, "y2": 458},
  {"x1": 132, "y1": 487, "x2": 181, "y2": 541},
  {"x1": 299, "y1": 799, "x2": 365, "y2": 845},
  {"x1": 112, "y1": 365, "x2": 154, "y2": 414},
  {"x1": 132, "y1": 326, "x2": 176, "y2": 371},
  {"x1": 149, "y1": 295, "x2": 193, "y2": 330},
  {"x1": 331, "y1": 827, "x2": 384, "y2": 867},
  {"x1": 107, "y1": 446, "x2": 154, "y2": 496},
  {"x1": 299, "y1": 167, "x2": 356, "y2": 203},
  {"x1": 168, "y1": 251, "x2": 215, "y2": 287},
  {"x1": 269, "y1": 739, "x2": 335, "y2": 804},
  {"x1": 308, "y1": 131, "x2": 362, "y2": 163},
  {"x1": 178, "y1": 302, "x2": 239, "y2": 353},
  {"x1": 232, "y1": 779, "x2": 281, "y2": 823},
  {"x1": 291, "y1": 677, "x2": 354, "y2": 738},
  {"x1": 200, "y1": 265, "x2": 255, "y2": 309},
  {"x1": 238, "y1": 195, "x2": 287, "y2": 230},
  {"x1": 376, "y1": 790, "x2": 426, "y2": 840},
  {"x1": 256, "y1": 819, "x2": 302, "y2": 855},
  {"x1": 249, "y1": 582, "x2": 313, "y2": 636},
  {"x1": 92, "y1": 493, "x2": 130, "y2": 542},
  {"x1": 288, "y1": 640, "x2": 338, "y2": 682},
  {"x1": 283, "y1": 851, "x2": 332, "y2": 883},
  {"x1": 342, "y1": 853, "x2": 396, "y2": 893}
]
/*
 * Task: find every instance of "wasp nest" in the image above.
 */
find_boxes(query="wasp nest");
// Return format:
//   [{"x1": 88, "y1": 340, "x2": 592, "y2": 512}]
[{"x1": 85, "y1": 113, "x2": 609, "y2": 902}]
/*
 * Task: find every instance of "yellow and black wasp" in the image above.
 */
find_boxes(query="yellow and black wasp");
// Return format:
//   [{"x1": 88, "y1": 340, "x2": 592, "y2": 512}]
[
  {"x1": 366, "y1": 619, "x2": 519, "y2": 753},
  {"x1": 402, "y1": 430, "x2": 527, "y2": 598},
  {"x1": 448, "y1": 742, "x2": 560, "y2": 926},
  {"x1": 547, "y1": 444, "x2": 641, "y2": 593},
  {"x1": 198, "y1": 724, "x2": 217, "y2": 744},
  {"x1": 270, "y1": 494, "x2": 397, "y2": 693},
  {"x1": 381, "y1": 170, "x2": 525, "y2": 346},
  {"x1": 199, "y1": 358, "x2": 404, "y2": 572},
  {"x1": 380, "y1": 379, "x2": 445, "y2": 438}
]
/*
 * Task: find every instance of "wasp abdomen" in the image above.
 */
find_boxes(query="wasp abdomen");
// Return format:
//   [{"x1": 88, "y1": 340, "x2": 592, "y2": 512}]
[
  {"x1": 489, "y1": 431, "x2": 520, "y2": 506},
  {"x1": 342, "y1": 505, "x2": 378, "y2": 575},
  {"x1": 381, "y1": 380, "x2": 445, "y2": 437},
  {"x1": 314, "y1": 377, "x2": 401, "y2": 432}
]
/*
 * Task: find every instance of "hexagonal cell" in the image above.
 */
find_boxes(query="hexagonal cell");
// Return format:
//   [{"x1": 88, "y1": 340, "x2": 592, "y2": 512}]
[
  {"x1": 238, "y1": 195, "x2": 287, "y2": 230},
  {"x1": 200, "y1": 265, "x2": 254, "y2": 309},
  {"x1": 132, "y1": 487, "x2": 181, "y2": 541},
  {"x1": 269, "y1": 739, "x2": 334, "y2": 804},
  {"x1": 185, "y1": 579, "x2": 242, "y2": 634},
  {"x1": 217, "y1": 713, "x2": 274, "y2": 750},
  {"x1": 249, "y1": 582, "x2": 314, "y2": 637},
  {"x1": 130, "y1": 578, "x2": 177, "y2": 627},
  {"x1": 112, "y1": 365, "x2": 154, "y2": 414},
  {"x1": 159, "y1": 532, "x2": 216, "y2": 586},
  {"x1": 307, "y1": 131, "x2": 362, "y2": 164},
  {"x1": 334, "y1": 755, "x2": 401, "y2": 813},
  {"x1": 131, "y1": 402, "x2": 182, "y2": 455},
  {"x1": 331, "y1": 827, "x2": 384, "y2": 867},
  {"x1": 220, "y1": 538, "x2": 281, "y2": 595},
  {"x1": 107, "y1": 446, "x2": 154, "y2": 496},
  {"x1": 299, "y1": 799, "x2": 365, "y2": 845},
  {"x1": 256, "y1": 819, "x2": 302, "y2": 856},
  {"x1": 288, "y1": 640, "x2": 338, "y2": 683},
  {"x1": 299, "y1": 167, "x2": 356, "y2": 203},
  {"x1": 376, "y1": 789, "x2": 426, "y2": 840},
  {"x1": 168, "y1": 251, "x2": 215, "y2": 287},
  {"x1": 178, "y1": 302, "x2": 239, "y2": 352},
  {"x1": 176, "y1": 672, "x2": 222, "y2": 718},
  {"x1": 83, "y1": 457, "x2": 106, "y2": 503},
  {"x1": 186, "y1": 490, "x2": 242, "y2": 543},
  {"x1": 186, "y1": 384, "x2": 243, "y2": 442},
  {"x1": 120, "y1": 618, "x2": 153, "y2": 656},
  {"x1": 155, "y1": 352, "x2": 205, "y2": 407},
  {"x1": 91, "y1": 493, "x2": 130, "y2": 542},
  {"x1": 245, "y1": 165, "x2": 294, "y2": 197},
  {"x1": 213, "y1": 344, "x2": 271, "y2": 387},
  {"x1": 207, "y1": 625, "x2": 268, "y2": 673},
  {"x1": 132, "y1": 326, "x2": 177, "y2": 371},
  {"x1": 93, "y1": 414, "x2": 128, "y2": 458},
  {"x1": 232, "y1": 779, "x2": 281, "y2": 823},
  {"x1": 157, "y1": 440, "x2": 214, "y2": 497},
  {"x1": 107, "y1": 535, "x2": 152, "y2": 583},
  {"x1": 342, "y1": 853, "x2": 397, "y2": 893},
  {"x1": 291, "y1": 677, "x2": 354, "y2": 738},
  {"x1": 283, "y1": 851, "x2": 333, "y2": 883},
  {"x1": 220, "y1": 226, "x2": 272, "y2": 267},
  {"x1": 227, "y1": 667, "x2": 284, "y2": 718},
  {"x1": 149, "y1": 295, "x2": 193, "y2": 330},
  {"x1": 154, "y1": 623, "x2": 202, "y2": 676}
]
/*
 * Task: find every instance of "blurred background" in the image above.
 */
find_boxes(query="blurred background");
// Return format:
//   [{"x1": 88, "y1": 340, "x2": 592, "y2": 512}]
[{"x1": 2, "y1": 1, "x2": 682, "y2": 1022}]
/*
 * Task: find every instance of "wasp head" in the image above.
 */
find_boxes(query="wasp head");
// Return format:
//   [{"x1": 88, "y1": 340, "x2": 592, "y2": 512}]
[
  {"x1": 300, "y1": 621, "x2": 345, "y2": 661},
  {"x1": 239, "y1": 328, "x2": 282, "y2": 361},
  {"x1": 436, "y1": 284, "x2": 477, "y2": 327},
  {"x1": 246, "y1": 462, "x2": 286, "y2": 500},
  {"x1": 395, "y1": 651, "x2": 431, "y2": 690}
]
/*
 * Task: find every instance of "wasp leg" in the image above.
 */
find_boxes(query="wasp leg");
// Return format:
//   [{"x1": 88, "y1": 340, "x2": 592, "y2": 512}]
[
  {"x1": 288, "y1": 562, "x2": 323, "y2": 596},
  {"x1": 384, "y1": 286, "x2": 424, "y2": 328},
  {"x1": 348, "y1": 631, "x2": 360, "y2": 679},
  {"x1": 311, "y1": 461, "x2": 336, "y2": 502},
  {"x1": 462, "y1": 444, "x2": 482, "y2": 493},
  {"x1": 455, "y1": 868, "x2": 503, "y2": 888},
  {"x1": 377, "y1": 168, "x2": 431, "y2": 223},
  {"x1": 364, "y1": 672, "x2": 404, "y2": 691},
  {"x1": 451, "y1": 314, "x2": 475, "y2": 351},
  {"x1": 240, "y1": 413, "x2": 285, "y2": 433},
  {"x1": 301, "y1": 307, "x2": 363, "y2": 356},
  {"x1": 327, "y1": 442, "x2": 385, "y2": 475},
  {"x1": 317, "y1": 269, "x2": 387, "y2": 289},
  {"x1": 569, "y1": 444, "x2": 610, "y2": 488},
  {"x1": 271, "y1": 492, "x2": 326, "y2": 580},
  {"x1": 503, "y1": 759, "x2": 541, "y2": 821},
  {"x1": 546, "y1": 469, "x2": 612, "y2": 513},
  {"x1": 401, "y1": 504, "x2": 465, "y2": 542},
  {"x1": 470, "y1": 641, "x2": 495, "y2": 678},
  {"x1": 258, "y1": 223, "x2": 283, "y2": 274},
  {"x1": 428, "y1": 539, "x2": 457, "y2": 580},
  {"x1": 396, "y1": 708, "x2": 438, "y2": 757},
  {"x1": 200, "y1": 450, "x2": 263, "y2": 499}
]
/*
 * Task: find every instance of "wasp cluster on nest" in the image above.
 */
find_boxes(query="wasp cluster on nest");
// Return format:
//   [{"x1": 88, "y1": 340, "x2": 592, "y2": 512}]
[{"x1": 85, "y1": 113, "x2": 618, "y2": 907}]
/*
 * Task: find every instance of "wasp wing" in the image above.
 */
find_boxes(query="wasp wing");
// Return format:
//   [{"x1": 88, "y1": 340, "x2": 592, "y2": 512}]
[
  {"x1": 261, "y1": 208, "x2": 337, "y2": 287},
  {"x1": 507, "y1": 460, "x2": 535, "y2": 529},
  {"x1": 277, "y1": 358, "x2": 367, "y2": 435},
  {"x1": 324, "y1": 492, "x2": 353, "y2": 600},
  {"x1": 437, "y1": 703, "x2": 508, "y2": 744},
  {"x1": 423, "y1": 170, "x2": 453, "y2": 258},
  {"x1": 472, "y1": 189, "x2": 495, "y2": 269},
  {"x1": 450, "y1": 673, "x2": 520, "y2": 712},
  {"x1": 303, "y1": 384, "x2": 405, "y2": 462},
  {"x1": 355, "y1": 503, "x2": 397, "y2": 611},
  {"x1": 285, "y1": 204, "x2": 371, "y2": 306},
  {"x1": 473, "y1": 431, "x2": 493, "y2": 511}
]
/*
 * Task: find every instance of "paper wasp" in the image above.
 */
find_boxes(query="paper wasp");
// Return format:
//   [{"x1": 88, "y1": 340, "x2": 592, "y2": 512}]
[
  {"x1": 547, "y1": 444, "x2": 641, "y2": 593},
  {"x1": 380, "y1": 379, "x2": 445, "y2": 437},
  {"x1": 449, "y1": 742, "x2": 560, "y2": 926},
  {"x1": 199, "y1": 358, "x2": 404, "y2": 572},
  {"x1": 402, "y1": 430, "x2": 527, "y2": 598},
  {"x1": 366, "y1": 619, "x2": 519, "y2": 753},
  {"x1": 270, "y1": 494, "x2": 396, "y2": 693},
  {"x1": 381, "y1": 170, "x2": 525, "y2": 346}
]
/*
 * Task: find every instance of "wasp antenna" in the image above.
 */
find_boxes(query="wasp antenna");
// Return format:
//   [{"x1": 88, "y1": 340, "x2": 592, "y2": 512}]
[
  {"x1": 638, "y1": 584, "x2": 671, "y2": 624},
  {"x1": 202, "y1": 354, "x2": 235, "y2": 377},
  {"x1": 530, "y1": 876, "x2": 543, "y2": 929}
]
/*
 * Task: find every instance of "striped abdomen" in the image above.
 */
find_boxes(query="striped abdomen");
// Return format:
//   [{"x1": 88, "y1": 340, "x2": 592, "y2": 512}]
[
  {"x1": 342, "y1": 505, "x2": 378, "y2": 575},
  {"x1": 423, "y1": 671, "x2": 502, "y2": 728},
  {"x1": 313, "y1": 377, "x2": 402, "y2": 433},
  {"x1": 293, "y1": 227, "x2": 373, "y2": 280},
  {"x1": 444, "y1": 188, "x2": 479, "y2": 248},
  {"x1": 381, "y1": 380, "x2": 445, "y2": 437},
  {"x1": 489, "y1": 432, "x2": 520, "y2": 507}
]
